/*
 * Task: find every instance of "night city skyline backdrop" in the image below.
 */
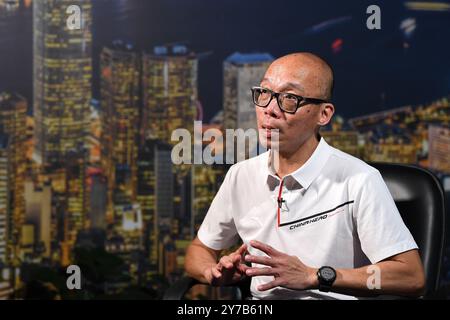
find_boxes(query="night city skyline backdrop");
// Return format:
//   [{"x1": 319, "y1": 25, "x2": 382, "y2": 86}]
[
  {"x1": 0, "y1": 0, "x2": 450, "y2": 121},
  {"x1": 0, "y1": 0, "x2": 449, "y2": 300}
]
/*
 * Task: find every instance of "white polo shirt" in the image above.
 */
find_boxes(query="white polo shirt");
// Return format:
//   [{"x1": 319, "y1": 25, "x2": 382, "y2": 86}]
[{"x1": 197, "y1": 138, "x2": 418, "y2": 300}]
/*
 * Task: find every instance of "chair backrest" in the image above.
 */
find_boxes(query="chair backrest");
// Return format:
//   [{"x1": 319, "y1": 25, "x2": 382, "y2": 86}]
[{"x1": 370, "y1": 162, "x2": 446, "y2": 296}]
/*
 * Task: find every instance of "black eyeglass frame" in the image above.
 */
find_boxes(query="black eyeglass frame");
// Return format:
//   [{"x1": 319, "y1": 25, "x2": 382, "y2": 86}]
[{"x1": 251, "y1": 86, "x2": 330, "y2": 114}]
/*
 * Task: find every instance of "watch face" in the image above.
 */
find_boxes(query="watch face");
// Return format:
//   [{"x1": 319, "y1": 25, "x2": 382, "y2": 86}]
[{"x1": 320, "y1": 267, "x2": 336, "y2": 282}]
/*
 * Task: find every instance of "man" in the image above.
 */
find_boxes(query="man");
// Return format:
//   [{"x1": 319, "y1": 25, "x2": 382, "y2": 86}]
[{"x1": 185, "y1": 52, "x2": 425, "y2": 299}]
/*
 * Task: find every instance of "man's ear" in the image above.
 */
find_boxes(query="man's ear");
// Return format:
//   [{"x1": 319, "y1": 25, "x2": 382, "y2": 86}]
[{"x1": 317, "y1": 103, "x2": 335, "y2": 127}]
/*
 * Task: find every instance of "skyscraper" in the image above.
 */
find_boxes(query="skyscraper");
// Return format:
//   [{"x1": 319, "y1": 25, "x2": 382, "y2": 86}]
[
  {"x1": 106, "y1": 202, "x2": 143, "y2": 283},
  {"x1": 141, "y1": 45, "x2": 198, "y2": 221},
  {"x1": 136, "y1": 139, "x2": 173, "y2": 273},
  {"x1": 223, "y1": 52, "x2": 273, "y2": 131},
  {"x1": 33, "y1": 0, "x2": 92, "y2": 168},
  {"x1": 0, "y1": 93, "x2": 27, "y2": 255},
  {"x1": 64, "y1": 150, "x2": 88, "y2": 253},
  {"x1": 24, "y1": 180, "x2": 52, "y2": 258},
  {"x1": 0, "y1": 133, "x2": 9, "y2": 265},
  {"x1": 88, "y1": 173, "x2": 107, "y2": 230},
  {"x1": 141, "y1": 45, "x2": 198, "y2": 145},
  {"x1": 190, "y1": 122, "x2": 228, "y2": 238},
  {"x1": 46, "y1": 149, "x2": 89, "y2": 266},
  {"x1": 191, "y1": 163, "x2": 227, "y2": 237},
  {"x1": 100, "y1": 41, "x2": 140, "y2": 218}
]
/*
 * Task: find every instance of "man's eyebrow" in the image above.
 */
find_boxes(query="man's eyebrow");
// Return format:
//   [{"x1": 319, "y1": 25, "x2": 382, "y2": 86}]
[{"x1": 260, "y1": 79, "x2": 305, "y2": 92}]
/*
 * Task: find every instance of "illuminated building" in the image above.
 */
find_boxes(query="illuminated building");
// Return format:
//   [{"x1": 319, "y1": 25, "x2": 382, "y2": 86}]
[
  {"x1": 33, "y1": 0, "x2": 92, "y2": 168},
  {"x1": 64, "y1": 151, "x2": 88, "y2": 255},
  {"x1": 0, "y1": 133, "x2": 10, "y2": 264},
  {"x1": 321, "y1": 116, "x2": 361, "y2": 157},
  {"x1": 346, "y1": 96, "x2": 450, "y2": 166},
  {"x1": 364, "y1": 138, "x2": 417, "y2": 164},
  {"x1": 45, "y1": 169, "x2": 67, "y2": 256},
  {"x1": 106, "y1": 203, "x2": 143, "y2": 282},
  {"x1": 100, "y1": 41, "x2": 140, "y2": 218},
  {"x1": 347, "y1": 107, "x2": 420, "y2": 164},
  {"x1": 321, "y1": 131, "x2": 361, "y2": 157},
  {"x1": 141, "y1": 45, "x2": 198, "y2": 145},
  {"x1": 349, "y1": 106, "x2": 414, "y2": 133},
  {"x1": 136, "y1": 139, "x2": 173, "y2": 274},
  {"x1": 156, "y1": 235, "x2": 190, "y2": 281},
  {"x1": 174, "y1": 239, "x2": 190, "y2": 272},
  {"x1": 191, "y1": 163, "x2": 227, "y2": 237},
  {"x1": 189, "y1": 122, "x2": 228, "y2": 238},
  {"x1": 0, "y1": 93, "x2": 27, "y2": 259},
  {"x1": 25, "y1": 116, "x2": 35, "y2": 168},
  {"x1": 192, "y1": 162, "x2": 227, "y2": 225},
  {"x1": 88, "y1": 173, "x2": 107, "y2": 230},
  {"x1": 87, "y1": 100, "x2": 101, "y2": 164},
  {"x1": 24, "y1": 180, "x2": 52, "y2": 258},
  {"x1": 415, "y1": 97, "x2": 450, "y2": 124},
  {"x1": 428, "y1": 125, "x2": 450, "y2": 174},
  {"x1": 47, "y1": 150, "x2": 89, "y2": 265},
  {"x1": 19, "y1": 224, "x2": 34, "y2": 261},
  {"x1": 223, "y1": 52, "x2": 273, "y2": 131},
  {"x1": 0, "y1": 281, "x2": 13, "y2": 300},
  {"x1": 188, "y1": 124, "x2": 228, "y2": 296},
  {"x1": 159, "y1": 237, "x2": 177, "y2": 279},
  {"x1": 20, "y1": 225, "x2": 34, "y2": 248},
  {"x1": 141, "y1": 45, "x2": 198, "y2": 223}
]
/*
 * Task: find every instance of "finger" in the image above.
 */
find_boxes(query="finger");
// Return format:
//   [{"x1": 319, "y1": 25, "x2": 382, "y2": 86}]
[
  {"x1": 211, "y1": 267, "x2": 222, "y2": 278},
  {"x1": 235, "y1": 243, "x2": 248, "y2": 256},
  {"x1": 246, "y1": 267, "x2": 277, "y2": 277},
  {"x1": 238, "y1": 263, "x2": 249, "y2": 273},
  {"x1": 219, "y1": 256, "x2": 234, "y2": 269},
  {"x1": 232, "y1": 253, "x2": 241, "y2": 265},
  {"x1": 250, "y1": 240, "x2": 279, "y2": 257},
  {"x1": 257, "y1": 279, "x2": 283, "y2": 291},
  {"x1": 245, "y1": 254, "x2": 276, "y2": 267}
]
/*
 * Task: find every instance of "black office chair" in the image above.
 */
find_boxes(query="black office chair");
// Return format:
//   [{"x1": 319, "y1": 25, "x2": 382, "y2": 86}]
[{"x1": 164, "y1": 163, "x2": 446, "y2": 300}]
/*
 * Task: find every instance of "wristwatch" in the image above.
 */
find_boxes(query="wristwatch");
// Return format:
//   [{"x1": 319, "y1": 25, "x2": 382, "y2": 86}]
[{"x1": 317, "y1": 266, "x2": 337, "y2": 292}]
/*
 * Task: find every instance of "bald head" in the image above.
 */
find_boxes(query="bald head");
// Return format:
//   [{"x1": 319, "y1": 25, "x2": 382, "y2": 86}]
[{"x1": 264, "y1": 52, "x2": 334, "y2": 101}]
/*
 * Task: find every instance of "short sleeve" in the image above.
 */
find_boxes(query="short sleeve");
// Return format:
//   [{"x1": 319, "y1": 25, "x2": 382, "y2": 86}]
[
  {"x1": 352, "y1": 170, "x2": 418, "y2": 264},
  {"x1": 197, "y1": 166, "x2": 240, "y2": 250}
]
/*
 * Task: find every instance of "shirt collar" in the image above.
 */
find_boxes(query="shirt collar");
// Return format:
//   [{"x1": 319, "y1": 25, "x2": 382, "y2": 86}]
[{"x1": 266, "y1": 137, "x2": 332, "y2": 190}]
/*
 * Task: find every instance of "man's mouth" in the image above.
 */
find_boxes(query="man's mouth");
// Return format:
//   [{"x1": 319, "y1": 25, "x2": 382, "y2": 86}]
[
  {"x1": 261, "y1": 124, "x2": 281, "y2": 139},
  {"x1": 262, "y1": 124, "x2": 280, "y2": 132}
]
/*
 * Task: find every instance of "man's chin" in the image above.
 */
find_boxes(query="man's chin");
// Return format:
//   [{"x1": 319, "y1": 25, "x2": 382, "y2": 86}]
[
  {"x1": 258, "y1": 137, "x2": 281, "y2": 151},
  {"x1": 259, "y1": 127, "x2": 280, "y2": 142}
]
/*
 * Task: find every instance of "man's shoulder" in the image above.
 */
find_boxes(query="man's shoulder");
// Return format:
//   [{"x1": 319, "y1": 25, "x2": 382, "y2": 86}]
[{"x1": 325, "y1": 143, "x2": 379, "y2": 178}]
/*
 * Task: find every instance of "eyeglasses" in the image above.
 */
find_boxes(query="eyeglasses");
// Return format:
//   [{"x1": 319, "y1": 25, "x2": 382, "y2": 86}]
[{"x1": 251, "y1": 86, "x2": 329, "y2": 114}]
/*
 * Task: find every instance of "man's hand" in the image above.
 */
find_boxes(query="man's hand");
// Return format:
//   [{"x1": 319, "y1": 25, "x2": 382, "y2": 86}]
[
  {"x1": 244, "y1": 240, "x2": 318, "y2": 291},
  {"x1": 203, "y1": 244, "x2": 249, "y2": 286}
]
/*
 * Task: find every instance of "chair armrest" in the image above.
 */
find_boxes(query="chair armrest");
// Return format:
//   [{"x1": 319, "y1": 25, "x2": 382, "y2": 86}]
[{"x1": 163, "y1": 276, "x2": 200, "y2": 300}]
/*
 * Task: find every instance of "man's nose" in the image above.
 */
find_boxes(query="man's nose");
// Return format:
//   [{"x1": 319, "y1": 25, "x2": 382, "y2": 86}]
[{"x1": 264, "y1": 97, "x2": 282, "y2": 119}]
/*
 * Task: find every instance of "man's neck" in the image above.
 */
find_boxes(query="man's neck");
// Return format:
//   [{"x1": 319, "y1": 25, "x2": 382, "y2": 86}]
[{"x1": 275, "y1": 135, "x2": 320, "y2": 179}]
